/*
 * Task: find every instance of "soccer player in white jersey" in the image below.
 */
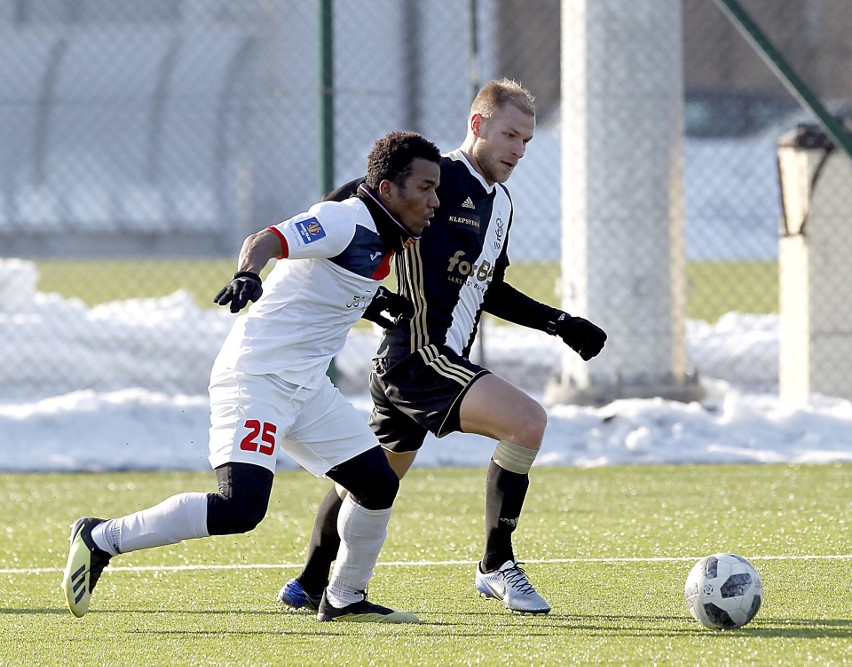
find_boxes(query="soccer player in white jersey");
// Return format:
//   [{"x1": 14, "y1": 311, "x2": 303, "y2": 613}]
[
  {"x1": 61, "y1": 130, "x2": 441, "y2": 623},
  {"x1": 278, "y1": 80, "x2": 607, "y2": 615}
]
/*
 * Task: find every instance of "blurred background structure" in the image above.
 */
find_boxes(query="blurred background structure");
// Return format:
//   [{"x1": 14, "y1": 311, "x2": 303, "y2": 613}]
[{"x1": 1, "y1": 0, "x2": 851, "y2": 403}]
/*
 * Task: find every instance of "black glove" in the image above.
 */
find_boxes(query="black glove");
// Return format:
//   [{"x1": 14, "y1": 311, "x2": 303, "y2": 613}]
[
  {"x1": 213, "y1": 271, "x2": 263, "y2": 313},
  {"x1": 362, "y1": 286, "x2": 414, "y2": 328},
  {"x1": 549, "y1": 312, "x2": 607, "y2": 361}
]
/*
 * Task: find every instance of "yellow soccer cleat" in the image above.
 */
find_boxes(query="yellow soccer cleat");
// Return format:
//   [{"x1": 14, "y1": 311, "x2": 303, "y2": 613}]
[
  {"x1": 317, "y1": 591, "x2": 419, "y2": 623},
  {"x1": 61, "y1": 517, "x2": 111, "y2": 618}
]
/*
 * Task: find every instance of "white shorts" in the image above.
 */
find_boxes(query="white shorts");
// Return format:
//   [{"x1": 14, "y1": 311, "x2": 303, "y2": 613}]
[{"x1": 207, "y1": 369, "x2": 378, "y2": 476}]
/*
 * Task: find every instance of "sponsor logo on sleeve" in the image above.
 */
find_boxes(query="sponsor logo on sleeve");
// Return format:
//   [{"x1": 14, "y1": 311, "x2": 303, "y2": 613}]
[{"x1": 294, "y1": 217, "x2": 326, "y2": 244}]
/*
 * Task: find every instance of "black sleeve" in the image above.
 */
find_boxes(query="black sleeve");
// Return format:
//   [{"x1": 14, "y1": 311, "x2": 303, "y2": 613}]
[
  {"x1": 323, "y1": 177, "x2": 365, "y2": 202},
  {"x1": 481, "y1": 280, "x2": 564, "y2": 332}
]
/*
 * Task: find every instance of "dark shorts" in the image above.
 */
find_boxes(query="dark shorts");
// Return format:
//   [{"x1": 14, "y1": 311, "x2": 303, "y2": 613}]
[{"x1": 368, "y1": 344, "x2": 490, "y2": 453}]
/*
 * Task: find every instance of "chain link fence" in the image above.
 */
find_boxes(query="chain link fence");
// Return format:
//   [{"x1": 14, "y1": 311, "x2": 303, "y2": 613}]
[{"x1": 1, "y1": 0, "x2": 851, "y2": 403}]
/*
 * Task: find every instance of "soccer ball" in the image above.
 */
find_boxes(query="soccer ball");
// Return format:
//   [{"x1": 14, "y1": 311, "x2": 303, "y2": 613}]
[{"x1": 684, "y1": 553, "x2": 763, "y2": 630}]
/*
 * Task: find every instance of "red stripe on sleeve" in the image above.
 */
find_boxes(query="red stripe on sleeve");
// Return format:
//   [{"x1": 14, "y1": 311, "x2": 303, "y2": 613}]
[{"x1": 267, "y1": 226, "x2": 289, "y2": 258}]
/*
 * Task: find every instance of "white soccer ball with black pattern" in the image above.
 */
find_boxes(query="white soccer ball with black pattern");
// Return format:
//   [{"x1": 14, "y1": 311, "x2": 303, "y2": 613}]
[{"x1": 684, "y1": 553, "x2": 763, "y2": 630}]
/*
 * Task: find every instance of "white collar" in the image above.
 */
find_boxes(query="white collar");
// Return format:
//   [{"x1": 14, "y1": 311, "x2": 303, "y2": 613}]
[{"x1": 446, "y1": 149, "x2": 497, "y2": 193}]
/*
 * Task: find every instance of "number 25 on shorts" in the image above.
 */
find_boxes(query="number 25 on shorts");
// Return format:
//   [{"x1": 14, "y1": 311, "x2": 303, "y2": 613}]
[{"x1": 240, "y1": 419, "x2": 277, "y2": 456}]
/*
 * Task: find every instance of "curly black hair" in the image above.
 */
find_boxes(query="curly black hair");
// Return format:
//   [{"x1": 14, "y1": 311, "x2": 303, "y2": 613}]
[{"x1": 364, "y1": 130, "x2": 441, "y2": 189}]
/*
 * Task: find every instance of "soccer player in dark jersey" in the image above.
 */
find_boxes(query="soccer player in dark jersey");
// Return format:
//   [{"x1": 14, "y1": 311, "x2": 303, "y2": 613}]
[{"x1": 279, "y1": 79, "x2": 606, "y2": 614}]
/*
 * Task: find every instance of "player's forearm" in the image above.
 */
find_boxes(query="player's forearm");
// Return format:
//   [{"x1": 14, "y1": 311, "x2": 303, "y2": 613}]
[
  {"x1": 235, "y1": 229, "x2": 283, "y2": 275},
  {"x1": 482, "y1": 281, "x2": 562, "y2": 331}
]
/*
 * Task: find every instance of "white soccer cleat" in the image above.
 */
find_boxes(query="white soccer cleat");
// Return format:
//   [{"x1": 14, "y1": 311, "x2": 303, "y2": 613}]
[{"x1": 475, "y1": 560, "x2": 551, "y2": 614}]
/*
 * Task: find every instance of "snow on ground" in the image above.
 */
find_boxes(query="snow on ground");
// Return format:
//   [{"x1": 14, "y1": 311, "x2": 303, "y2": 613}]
[{"x1": 1, "y1": 259, "x2": 850, "y2": 472}]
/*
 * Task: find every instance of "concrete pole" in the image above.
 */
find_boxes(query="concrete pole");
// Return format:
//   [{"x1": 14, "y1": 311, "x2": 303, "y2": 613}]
[
  {"x1": 778, "y1": 133, "x2": 852, "y2": 401},
  {"x1": 546, "y1": 0, "x2": 702, "y2": 405}
]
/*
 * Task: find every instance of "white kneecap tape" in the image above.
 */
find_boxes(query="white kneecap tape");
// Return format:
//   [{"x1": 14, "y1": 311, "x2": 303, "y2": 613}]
[{"x1": 492, "y1": 439, "x2": 537, "y2": 474}]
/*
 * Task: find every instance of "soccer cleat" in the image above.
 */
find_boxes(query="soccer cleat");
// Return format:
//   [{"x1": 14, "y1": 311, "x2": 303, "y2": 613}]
[
  {"x1": 316, "y1": 591, "x2": 420, "y2": 623},
  {"x1": 61, "y1": 517, "x2": 112, "y2": 618},
  {"x1": 475, "y1": 560, "x2": 551, "y2": 614},
  {"x1": 276, "y1": 578, "x2": 323, "y2": 611}
]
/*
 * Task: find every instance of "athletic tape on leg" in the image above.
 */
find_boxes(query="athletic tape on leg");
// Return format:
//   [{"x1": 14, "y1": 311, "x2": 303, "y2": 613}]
[
  {"x1": 492, "y1": 439, "x2": 537, "y2": 475},
  {"x1": 326, "y1": 495, "x2": 390, "y2": 607}
]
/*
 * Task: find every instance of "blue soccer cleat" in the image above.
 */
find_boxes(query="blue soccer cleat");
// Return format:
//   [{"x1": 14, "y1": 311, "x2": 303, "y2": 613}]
[{"x1": 277, "y1": 577, "x2": 323, "y2": 611}]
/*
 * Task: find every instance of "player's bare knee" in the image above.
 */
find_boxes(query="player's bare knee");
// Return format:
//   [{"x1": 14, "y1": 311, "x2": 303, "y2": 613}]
[{"x1": 514, "y1": 401, "x2": 547, "y2": 448}]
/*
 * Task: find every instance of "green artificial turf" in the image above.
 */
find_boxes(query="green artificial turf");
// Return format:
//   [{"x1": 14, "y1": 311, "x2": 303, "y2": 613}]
[{"x1": 1, "y1": 464, "x2": 849, "y2": 665}]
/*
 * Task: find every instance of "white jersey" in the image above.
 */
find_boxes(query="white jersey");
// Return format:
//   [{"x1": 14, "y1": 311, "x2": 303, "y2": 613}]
[{"x1": 213, "y1": 197, "x2": 394, "y2": 388}]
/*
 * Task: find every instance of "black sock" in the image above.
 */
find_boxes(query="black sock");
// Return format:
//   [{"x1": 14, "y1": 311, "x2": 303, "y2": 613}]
[
  {"x1": 482, "y1": 460, "x2": 529, "y2": 572},
  {"x1": 297, "y1": 486, "x2": 344, "y2": 594}
]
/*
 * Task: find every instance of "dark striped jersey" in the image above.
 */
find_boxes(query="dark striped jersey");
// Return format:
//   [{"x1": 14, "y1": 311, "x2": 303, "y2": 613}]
[
  {"x1": 385, "y1": 150, "x2": 513, "y2": 358},
  {"x1": 323, "y1": 150, "x2": 545, "y2": 361}
]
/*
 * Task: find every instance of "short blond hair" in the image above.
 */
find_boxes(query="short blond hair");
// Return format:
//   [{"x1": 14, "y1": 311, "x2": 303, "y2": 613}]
[{"x1": 470, "y1": 78, "x2": 536, "y2": 119}]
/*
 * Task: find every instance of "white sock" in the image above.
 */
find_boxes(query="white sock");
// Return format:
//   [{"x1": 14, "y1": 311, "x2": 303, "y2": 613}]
[
  {"x1": 90, "y1": 492, "x2": 210, "y2": 556},
  {"x1": 325, "y1": 495, "x2": 391, "y2": 608}
]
